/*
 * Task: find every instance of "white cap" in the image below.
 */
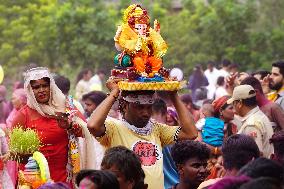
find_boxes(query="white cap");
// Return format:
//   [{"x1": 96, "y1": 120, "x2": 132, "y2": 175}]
[{"x1": 227, "y1": 85, "x2": 256, "y2": 104}]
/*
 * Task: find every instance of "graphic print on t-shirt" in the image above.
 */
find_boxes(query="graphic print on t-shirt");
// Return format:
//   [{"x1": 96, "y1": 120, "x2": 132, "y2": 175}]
[{"x1": 132, "y1": 140, "x2": 162, "y2": 166}]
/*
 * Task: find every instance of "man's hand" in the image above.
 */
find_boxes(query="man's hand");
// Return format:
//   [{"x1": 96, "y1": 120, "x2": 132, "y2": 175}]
[
  {"x1": 106, "y1": 77, "x2": 121, "y2": 93},
  {"x1": 226, "y1": 72, "x2": 238, "y2": 87}
]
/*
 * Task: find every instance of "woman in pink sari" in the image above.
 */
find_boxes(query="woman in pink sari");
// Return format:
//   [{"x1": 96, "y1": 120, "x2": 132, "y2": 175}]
[
  {"x1": 5, "y1": 88, "x2": 27, "y2": 187},
  {"x1": 6, "y1": 89, "x2": 27, "y2": 129}
]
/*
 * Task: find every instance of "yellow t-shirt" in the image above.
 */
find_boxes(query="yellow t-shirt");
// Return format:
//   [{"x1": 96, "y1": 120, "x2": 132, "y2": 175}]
[{"x1": 97, "y1": 118, "x2": 180, "y2": 189}]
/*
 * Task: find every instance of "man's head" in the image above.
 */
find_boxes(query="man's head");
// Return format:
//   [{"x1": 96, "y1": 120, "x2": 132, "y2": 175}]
[
  {"x1": 77, "y1": 69, "x2": 93, "y2": 83},
  {"x1": 97, "y1": 69, "x2": 106, "y2": 81},
  {"x1": 229, "y1": 63, "x2": 239, "y2": 74},
  {"x1": 76, "y1": 170, "x2": 119, "y2": 189},
  {"x1": 101, "y1": 146, "x2": 146, "y2": 189},
  {"x1": 180, "y1": 94, "x2": 198, "y2": 112},
  {"x1": 252, "y1": 70, "x2": 270, "y2": 81},
  {"x1": 270, "y1": 60, "x2": 284, "y2": 91},
  {"x1": 207, "y1": 61, "x2": 215, "y2": 71},
  {"x1": 222, "y1": 134, "x2": 260, "y2": 172},
  {"x1": 195, "y1": 87, "x2": 208, "y2": 101},
  {"x1": 151, "y1": 98, "x2": 167, "y2": 124},
  {"x1": 269, "y1": 130, "x2": 284, "y2": 166},
  {"x1": 239, "y1": 177, "x2": 282, "y2": 189},
  {"x1": 82, "y1": 91, "x2": 107, "y2": 117},
  {"x1": 119, "y1": 90, "x2": 155, "y2": 128},
  {"x1": 54, "y1": 75, "x2": 70, "y2": 95},
  {"x1": 171, "y1": 140, "x2": 210, "y2": 188},
  {"x1": 237, "y1": 157, "x2": 284, "y2": 183},
  {"x1": 217, "y1": 76, "x2": 225, "y2": 87},
  {"x1": 240, "y1": 76, "x2": 265, "y2": 106},
  {"x1": 222, "y1": 59, "x2": 231, "y2": 69},
  {"x1": 227, "y1": 85, "x2": 257, "y2": 117}
]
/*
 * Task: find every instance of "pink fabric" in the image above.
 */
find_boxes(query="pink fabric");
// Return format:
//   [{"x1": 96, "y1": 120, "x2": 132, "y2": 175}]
[
  {"x1": 6, "y1": 109, "x2": 17, "y2": 129},
  {"x1": 0, "y1": 85, "x2": 7, "y2": 100},
  {"x1": 3, "y1": 109, "x2": 19, "y2": 187},
  {"x1": 4, "y1": 89, "x2": 27, "y2": 187},
  {"x1": 257, "y1": 93, "x2": 271, "y2": 107},
  {"x1": 13, "y1": 89, "x2": 27, "y2": 106}
]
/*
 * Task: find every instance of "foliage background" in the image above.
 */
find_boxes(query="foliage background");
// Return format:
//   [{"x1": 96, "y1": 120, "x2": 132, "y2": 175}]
[{"x1": 1, "y1": 0, "x2": 284, "y2": 91}]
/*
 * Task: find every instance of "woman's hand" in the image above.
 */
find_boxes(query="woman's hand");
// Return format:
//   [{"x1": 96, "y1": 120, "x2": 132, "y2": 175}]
[{"x1": 48, "y1": 112, "x2": 71, "y2": 129}]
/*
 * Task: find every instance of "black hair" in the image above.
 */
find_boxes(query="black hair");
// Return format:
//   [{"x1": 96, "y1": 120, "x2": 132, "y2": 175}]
[
  {"x1": 82, "y1": 91, "x2": 107, "y2": 106},
  {"x1": 209, "y1": 176, "x2": 251, "y2": 189},
  {"x1": 101, "y1": 146, "x2": 146, "y2": 189},
  {"x1": 222, "y1": 59, "x2": 232, "y2": 67},
  {"x1": 75, "y1": 170, "x2": 119, "y2": 189},
  {"x1": 240, "y1": 76, "x2": 264, "y2": 94},
  {"x1": 270, "y1": 130, "x2": 284, "y2": 158},
  {"x1": 180, "y1": 94, "x2": 199, "y2": 110},
  {"x1": 195, "y1": 87, "x2": 208, "y2": 101},
  {"x1": 241, "y1": 95, "x2": 257, "y2": 107},
  {"x1": 180, "y1": 93, "x2": 193, "y2": 104},
  {"x1": 217, "y1": 76, "x2": 225, "y2": 86},
  {"x1": 30, "y1": 77, "x2": 50, "y2": 85},
  {"x1": 272, "y1": 60, "x2": 284, "y2": 77},
  {"x1": 222, "y1": 134, "x2": 260, "y2": 170},
  {"x1": 54, "y1": 75, "x2": 70, "y2": 95},
  {"x1": 97, "y1": 69, "x2": 106, "y2": 75},
  {"x1": 252, "y1": 70, "x2": 270, "y2": 80},
  {"x1": 229, "y1": 63, "x2": 239, "y2": 70},
  {"x1": 152, "y1": 98, "x2": 167, "y2": 115},
  {"x1": 237, "y1": 157, "x2": 284, "y2": 183},
  {"x1": 239, "y1": 177, "x2": 282, "y2": 189},
  {"x1": 76, "y1": 68, "x2": 92, "y2": 83},
  {"x1": 171, "y1": 140, "x2": 210, "y2": 166},
  {"x1": 207, "y1": 61, "x2": 215, "y2": 66}
]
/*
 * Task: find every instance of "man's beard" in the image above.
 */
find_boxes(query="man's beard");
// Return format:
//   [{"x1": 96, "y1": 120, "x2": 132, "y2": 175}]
[{"x1": 269, "y1": 80, "x2": 283, "y2": 91}]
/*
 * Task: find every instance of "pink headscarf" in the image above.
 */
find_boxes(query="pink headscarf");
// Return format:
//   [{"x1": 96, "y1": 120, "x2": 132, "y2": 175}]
[{"x1": 13, "y1": 88, "x2": 27, "y2": 105}]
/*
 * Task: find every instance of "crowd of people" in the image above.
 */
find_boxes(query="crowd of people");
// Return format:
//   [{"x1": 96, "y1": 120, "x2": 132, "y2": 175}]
[{"x1": 0, "y1": 60, "x2": 284, "y2": 189}]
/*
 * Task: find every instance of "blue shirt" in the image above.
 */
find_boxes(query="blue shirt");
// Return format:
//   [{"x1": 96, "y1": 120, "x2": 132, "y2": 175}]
[{"x1": 163, "y1": 145, "x2": 179, "y2": 189}]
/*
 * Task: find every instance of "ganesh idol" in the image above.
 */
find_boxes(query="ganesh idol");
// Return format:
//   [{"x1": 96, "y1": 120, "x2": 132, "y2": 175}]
[{"x1": 112, "y1": 4, "x2": 169, "y2": 81}]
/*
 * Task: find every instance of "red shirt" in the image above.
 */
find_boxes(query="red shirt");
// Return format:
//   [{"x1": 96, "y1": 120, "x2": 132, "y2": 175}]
[{"x1": 12, "y1": 105, "x2": 76, "y2": 182}]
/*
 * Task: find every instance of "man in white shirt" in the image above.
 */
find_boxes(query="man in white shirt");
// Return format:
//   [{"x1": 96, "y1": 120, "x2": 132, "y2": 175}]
[
  {"x1": 204, "y1": 61, "x2": 221, "y2": 99},
  {"x1": 89, "y1": 70, "x2": 106, "y2": 91},
  {"x1": 218, "y1": 59, "x2": 231, "y2": 78}
]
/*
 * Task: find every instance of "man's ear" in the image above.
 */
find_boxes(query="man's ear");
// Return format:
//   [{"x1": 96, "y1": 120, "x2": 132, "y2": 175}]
[
  {"x1": 177, "y1": 164, "x2": 184, "y2": 175},
  {"x1": 126, "y1": 180, "x2": 135, "y2": 189},
  {"x1": 270, "y1": 153, "x2": 275, "y2": 160}
]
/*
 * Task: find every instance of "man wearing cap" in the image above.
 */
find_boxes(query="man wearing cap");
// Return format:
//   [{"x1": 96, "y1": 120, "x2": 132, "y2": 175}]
[
  {"x1": 87, "y1": 78, "x2": 197, "y2": 189},
  {"x1": 227, "y1": 85, "x2": 274, "y2": 158}
]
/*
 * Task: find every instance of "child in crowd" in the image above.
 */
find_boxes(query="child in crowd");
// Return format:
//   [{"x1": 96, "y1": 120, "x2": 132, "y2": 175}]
[{"x1": 196, "y1": 104, "x2": 224, "y2": 147}]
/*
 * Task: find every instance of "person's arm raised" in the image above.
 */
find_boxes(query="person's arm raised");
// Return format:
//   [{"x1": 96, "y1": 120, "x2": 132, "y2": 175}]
[
  {"x1": 87, "y1": 78, "x2": 120, "y2": 137},
  {"x1": 170, "y1": 92, "x2": 198, "y2": 140}
]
